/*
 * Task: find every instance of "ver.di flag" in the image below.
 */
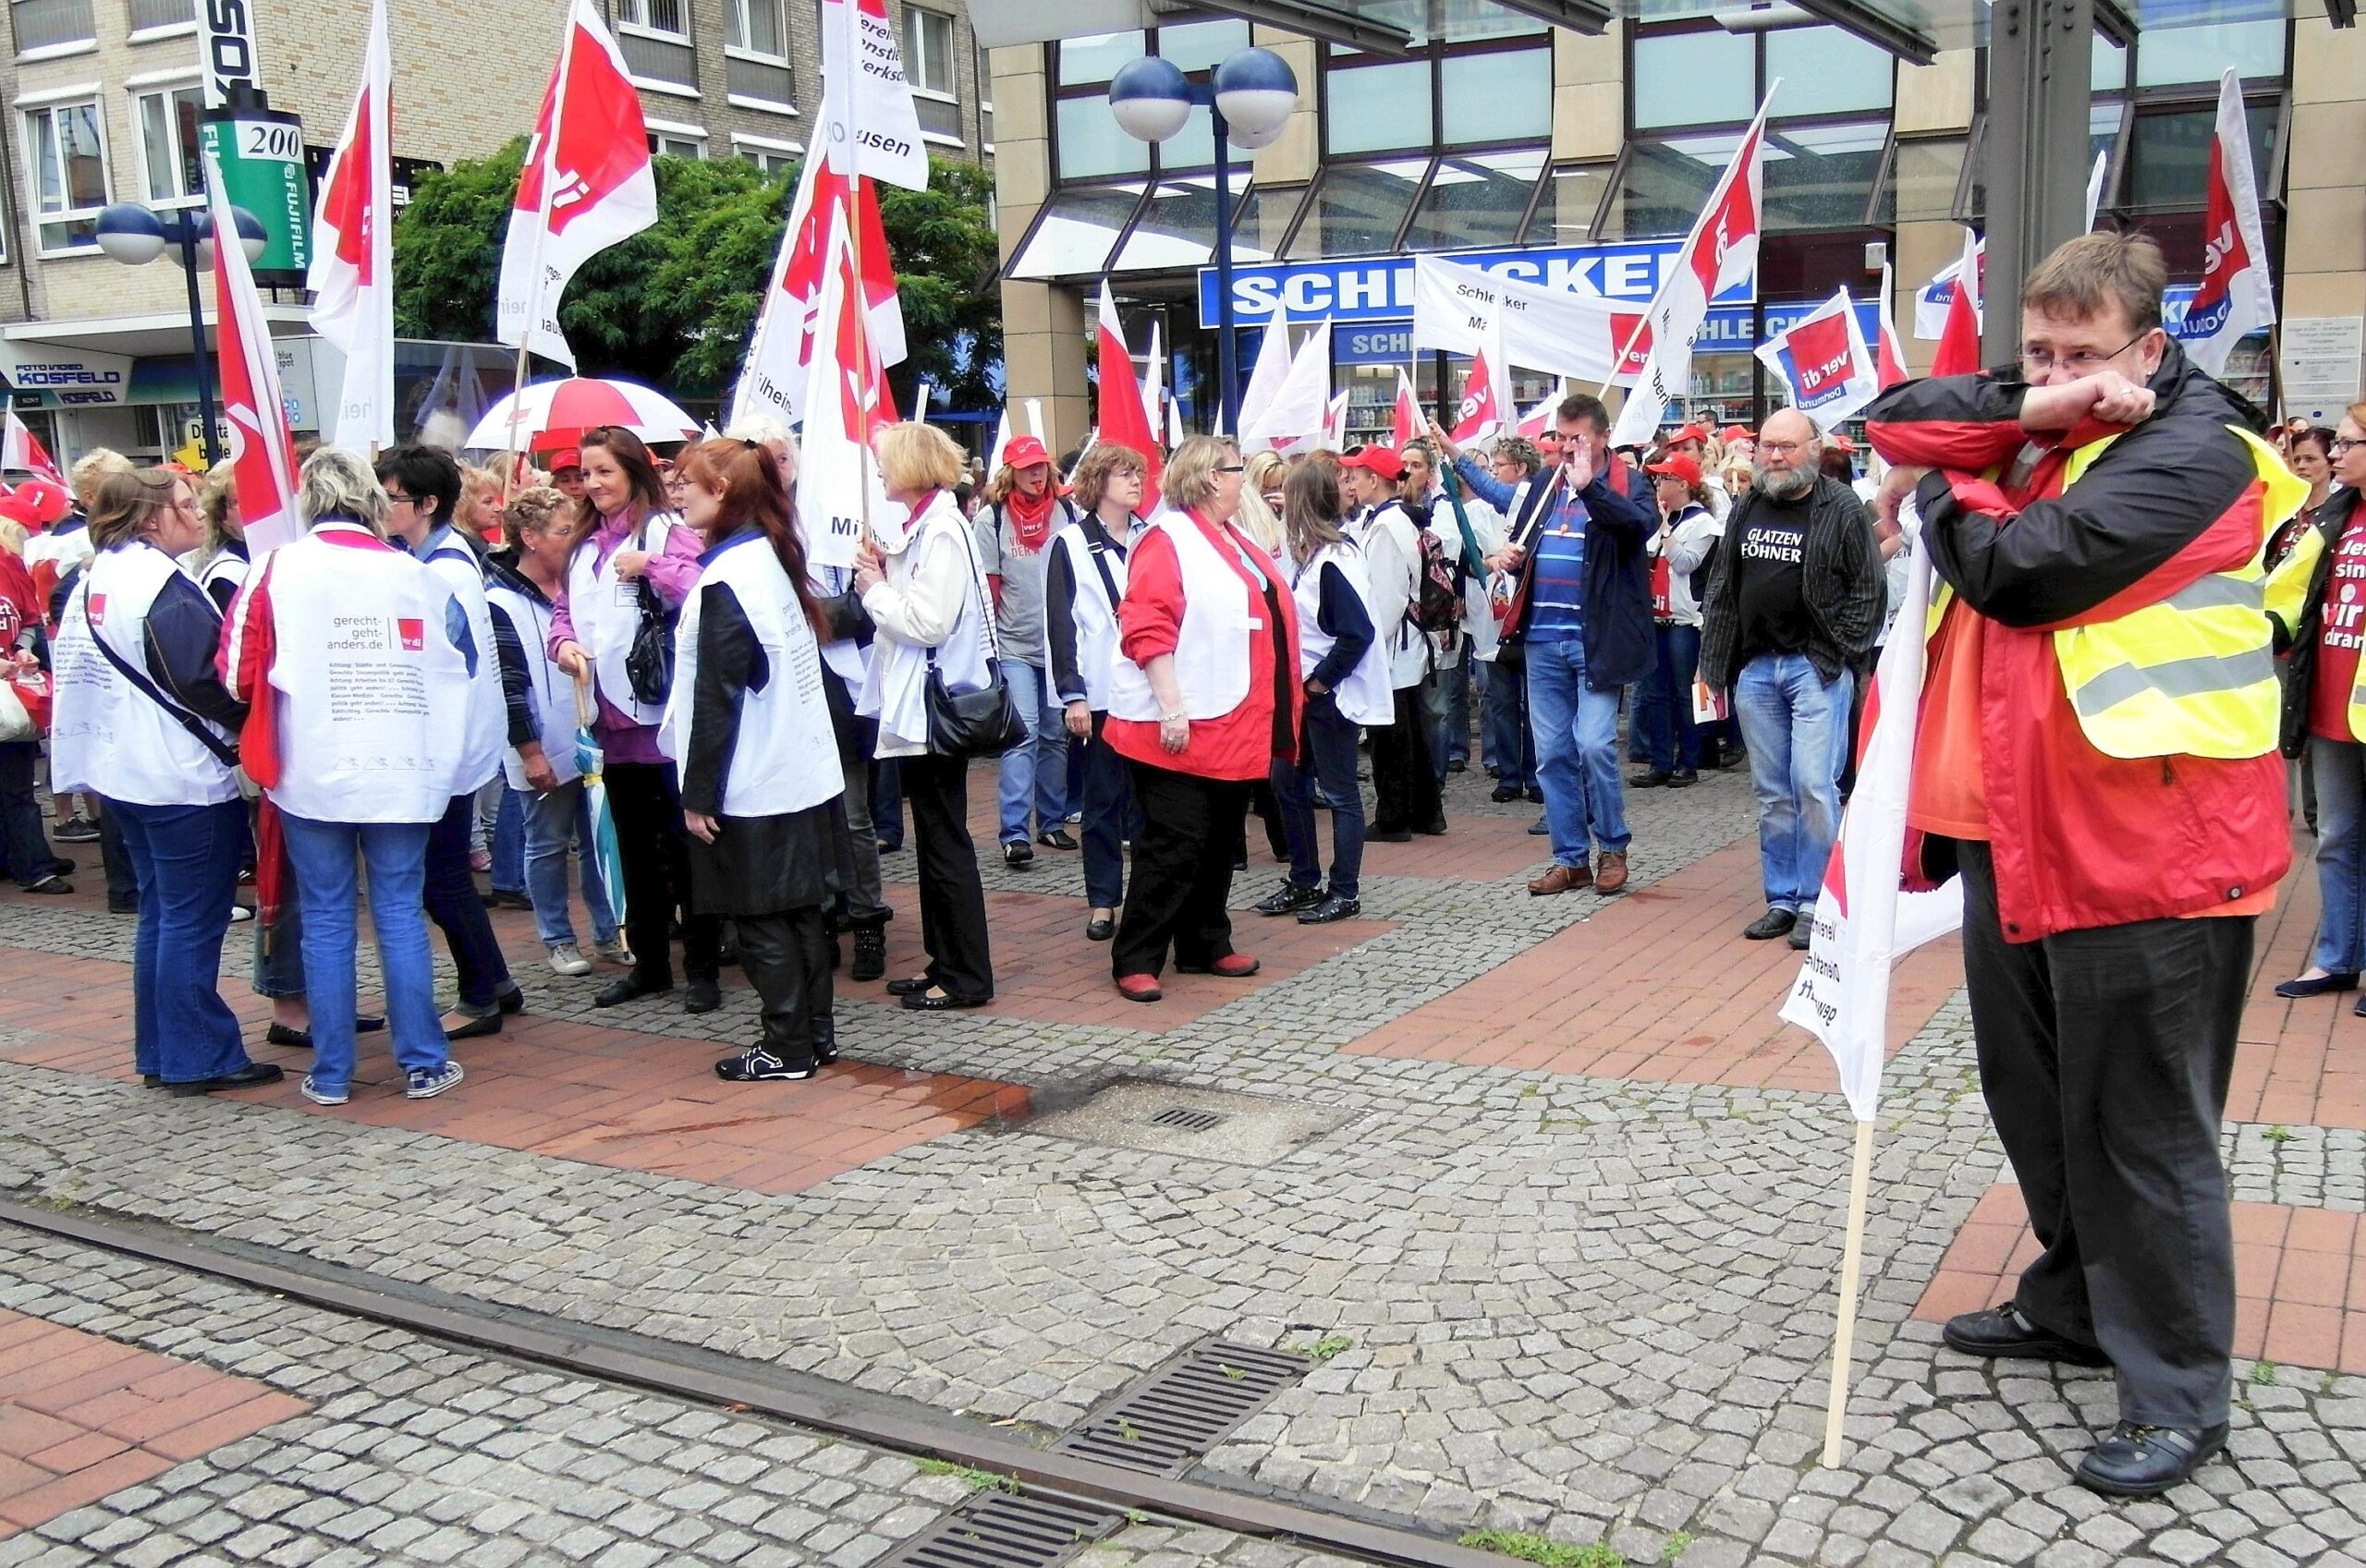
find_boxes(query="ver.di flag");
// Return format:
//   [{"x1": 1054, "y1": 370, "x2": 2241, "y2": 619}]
[
  {"x1": 206, "y1": 152, "x2": 302, "y2": 555},
  {"x1": 733, "y1": 152, "x2": 905, "y2": 425},
  {"x1": 1450, "y1": 309, "x2": 1514, "y2": 447},
  {"x1": 1754, "y1": 289, "x2": 1879, "y2": 432},
  {"x1": 1410, "y1": 254, "x2": 1651, "y2": 388},
  {"x1": 2183, "y1": 68, "x2": 2276, "y2": 379},
  {"x1": 1929, "y1": 225, "x2": 1984, "y2": 378},
  {"x1": 818, "y1": 0, "x2": 929, "y2": 191},
  {"x1": 308, "y1": 0, "x2": 394, "y2": 449},
  {"x1": 495, "y1": 0, "x2": 657, "y2": 370},
  {"x1": 794, "y1": 207, "x2": 897, "y2": 566},
  {"x1": 1609, "y1": 88, "x2": 1775, "y2": 447},
  {"x1": 1, "y1": 411, "x2": 63, "y2": 486}
]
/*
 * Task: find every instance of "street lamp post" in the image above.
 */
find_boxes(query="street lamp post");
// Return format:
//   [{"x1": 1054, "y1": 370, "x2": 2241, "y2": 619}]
[
  {"x1": 92, "y1": 202, "x2": 267, "y2": 468},
  {"x1": 1109, "y1": 47, "x2": 1299, "y2": 439}
]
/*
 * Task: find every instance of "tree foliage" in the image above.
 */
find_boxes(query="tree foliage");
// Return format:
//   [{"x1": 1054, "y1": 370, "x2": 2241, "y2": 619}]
[{"x1": 393, "y1": 144, "x2": 1003, "y2": 409}]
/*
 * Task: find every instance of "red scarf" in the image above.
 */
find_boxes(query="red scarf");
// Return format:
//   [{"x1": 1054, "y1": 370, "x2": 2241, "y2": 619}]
[{"x1": 1002, "y1": 486, "x2": 1059, "y2": 553}]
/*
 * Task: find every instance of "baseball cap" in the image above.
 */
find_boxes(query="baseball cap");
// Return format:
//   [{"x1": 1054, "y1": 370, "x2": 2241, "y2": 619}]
[
  {"x1": 1340, "y1": 444, "x2": 1404, "y2": 482},
  {"x1": 1002, "y1": 434, "x2": 1053, "y2": 471},
  {"x1": 5, "y1": 478, "x2": 71, "y2": 527},
  {"x1": 1667, "y1": 423, "x2": 1710, "y2": 446},
  {"x1": 1830, "y1": 432, "x2": 1858, "y2": 454},
  {"x1": 1644, "y1": 454, "x2": 1703, "y2": 486},
  {"x1": 1718, "y1": 425, "x2": 1754, "y2": 444},
  {"x1": 546, "y1": 448, "x2": 584, "y2": 474}
]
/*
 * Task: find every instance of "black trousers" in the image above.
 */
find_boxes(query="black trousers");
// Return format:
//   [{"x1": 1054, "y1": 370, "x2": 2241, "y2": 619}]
[
  {"x1": 423, "y1": 790, "x2": 514, "y2": 1011},
  {"x1": 98, "y1": 802, "x2": 137, "y2": 906},
  {"x1": 0, "y1": 742, "x2": 53, "y2": 888},
  {"x1": 736, "y1": 906, "x2": 832, "y2": 1065},
  {"x1": 604, "y1": 761, "x2": 719, "y2": 989},
  {"x1": 1958, "y1": 840, "x2": 2247, "y2": 1428},
  {"x1": 900, "y1": 752, "x2": 994, "y2": 1000},
  {"x1": 1115, "y1": 763, "x2": 1249, "y2": 979},
  {"x1": 1370, "y1": 686, "x2": 1443, "y2": 833}
]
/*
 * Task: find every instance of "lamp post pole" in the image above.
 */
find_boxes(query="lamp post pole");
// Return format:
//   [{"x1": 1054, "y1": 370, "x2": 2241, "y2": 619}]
[
  {"x1": 1210, "y1": 101, "x2": 1238, "y2": 437},
  {"x1": 175, "y1": 220, "x2": 222, "y2": 468},
  {"x1": 94, "y1": 202, "x2": 263, "y2": 469}
]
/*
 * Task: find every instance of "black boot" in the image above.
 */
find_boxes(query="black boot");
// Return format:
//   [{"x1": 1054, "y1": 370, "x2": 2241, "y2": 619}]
[{"x1": 849, "y1": 918, "x2": 888, "y2": 983}]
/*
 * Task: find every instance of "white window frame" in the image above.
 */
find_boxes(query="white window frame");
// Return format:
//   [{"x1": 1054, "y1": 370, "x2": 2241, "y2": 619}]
[
  {"x1": 644, "y1": 117, "x2": 708, "y2": 159},
  {"x1": 20, "y1": 91, "x2": 109, "y2": 258},
  {"x1": 614, "y1": 0, "x2": 690, "y2": 42},
  {"x1": 128, "y1": 74, "x2": 203, "y2": 210},
  {"x1": 976, "y1": 43, "x2": 994, "y2": 153},
  {"x1": 902, "y1": 4, "x2": 956, "y2": 100},
  {"x1": 725, "y1": 0, "x2": 788, "y2": 63},
  {"x1": 730, "y1": 131, "x2": 801, "y2": 176}
]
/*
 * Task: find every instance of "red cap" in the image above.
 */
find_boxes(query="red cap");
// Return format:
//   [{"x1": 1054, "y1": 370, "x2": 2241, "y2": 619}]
[
  {"x1": 1718, "y1": 425, "x2": 1753, "y2": 444},
  {"x1": 1667, "y1": 423, "x2": 1710, "y2": 445},
  {"x1": 1002, "y1": 435, "x2": 1052, "y2": 471},
  {"x1": 546, "y1": 449, "x2": 583, "y2": 475},
  {"x1": 1645, "y1": 454, "x2": 1703, "y2": 486},
  {"x1": 5, "y1": 478, "x2": 70, "y2": 527},
  {"x1": 1830, "y1": 432, "x2": 1858, "y2": 454},
  {"x1": 1341, "y1": 444, "x2": 1404, "y2": 482}
]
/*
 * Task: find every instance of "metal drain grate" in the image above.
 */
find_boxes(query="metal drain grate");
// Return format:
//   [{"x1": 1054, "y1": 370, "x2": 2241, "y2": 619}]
[
  {"x1": 883, "y1": 1490, "x2": 1124, "y2": 1568},
  {"x1": 1144, "y1": 1106, "x2": 1228, "y2": 1133},
  {"x1": 1053, "y1": 1338, "x2": 1311, "y2": 1478}
]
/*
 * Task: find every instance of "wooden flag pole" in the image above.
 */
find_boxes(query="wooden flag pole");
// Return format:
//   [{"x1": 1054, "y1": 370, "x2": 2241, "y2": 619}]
[
  {"x1": 505, "y1": 0, "x2": 579, "y2": 490},
  {"x1": 1820, "y1": 1116, "x2": 1878, "y2": 1467}
]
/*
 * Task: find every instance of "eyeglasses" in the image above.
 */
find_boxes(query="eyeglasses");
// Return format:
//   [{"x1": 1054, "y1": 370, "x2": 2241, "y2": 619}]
[
  {"x1": 2017, "y1": 330, "x2": 2152, "y2": 378},
  {"x1": 1758, "y1": 440, "x2": 1808, "y2": 456},
  {"x1": 2333, "y1": 438, "x2": 2364, "y2": 456},
  {"x1": 1216, "y1": 464, "x2": 1247, "y2": 474},
  {"x1": 383, "y1": 491, "x2": 417, "y2": 507}
]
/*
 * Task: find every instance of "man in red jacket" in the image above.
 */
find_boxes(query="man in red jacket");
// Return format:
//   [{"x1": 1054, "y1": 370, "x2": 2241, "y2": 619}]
[{"x1": 1866, "y1": 232, "x2": 2298, "y2": 1497}]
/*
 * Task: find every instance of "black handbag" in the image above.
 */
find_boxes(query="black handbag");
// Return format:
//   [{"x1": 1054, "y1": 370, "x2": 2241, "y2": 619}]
[
  {"x1": 622, "y1": 518, "x2": 677, "y2": 706},
  {"x1": 920, "y1": 514, "x2": 1027, "y2": 759}
]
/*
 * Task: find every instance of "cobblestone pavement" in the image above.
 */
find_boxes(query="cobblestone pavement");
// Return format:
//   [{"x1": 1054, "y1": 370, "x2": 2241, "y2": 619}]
[{"x1": 0, "y1": 762, "x2": 2362, "y2": 1566}]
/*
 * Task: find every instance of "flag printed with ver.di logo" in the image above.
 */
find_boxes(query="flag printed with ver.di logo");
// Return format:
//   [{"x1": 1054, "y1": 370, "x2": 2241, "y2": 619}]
[{"x1": 1753, "y1": 289, "x2": 1879, "y2": 432}]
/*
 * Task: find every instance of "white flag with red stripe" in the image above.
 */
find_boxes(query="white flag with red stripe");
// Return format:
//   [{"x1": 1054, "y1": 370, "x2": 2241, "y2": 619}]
[
  {"x1": 819, "y1": 0, "x2": 929, "y2": 191},
  {"x1": 794, "y1": 206, "x2": 898, "y2": 566},
  {"x1": 1930, "y1": 225, "x2": 1983, "y2": 378},
  {"x1": 1875, "y1": 262, "x2": 1909, "y2": 390},
  {"x1": 2184, "y1": 69, "x2": 2275, "y2": 379},
  {"x1": 496, "y1": 0, "x2": 658, "y2": 369},
  {"x1": 307, "y1": 0, "x2": 394, "y2": 448},
  {"x1": 1450, "y1": 311, "x2": 1514, "y2": 447},
  {"x1": 1094, "y1": 280, "x2": 1162, "y2": 494},
  {"x1": 1609, "y1": 89, "x2": 1774, "y2": 447},
  {"x1": 207, "y1": 152, "x2": 301, "y2": 555},
  {"x1": 1245, "y1": 318, "x2": 1334, "y2": 453},
  {"x1": 1391, "y1": 366, "x2": 1421, "y2": 451},
  {"x1": 1, "y1": 411, "x2": 62, "y2": 486},
  {"x1": 1237, "y1": 304, "x2": 1294, "y2": 453},
  {"x1": 1780, "y1": 533, "x2": 1962, "y2": 1120},
  {"x1": 1323, "y1": 389, "x2": 1351, "y2": 449}
]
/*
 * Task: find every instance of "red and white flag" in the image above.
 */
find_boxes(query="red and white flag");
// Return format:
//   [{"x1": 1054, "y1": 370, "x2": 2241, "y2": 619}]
[
  {"x1": 2183, "y1": 69, "x2": 2275, "y2": 379},
  {"x1": 1929, "y1": 225, "x2": 1984, "y2": 378},
  {"x1": 1, "y1": 411, "x2": 63, "y2": 486},
  {"x1": 206, "y1": 154, "x2": 301, "y2": 555},
  {"x1": 1874, "y1": 262, "x2": 1909, "y2": 390},
  {"x1": 496, "y1": 0, "x2": 657, "y2": 369},
  {"x1": 1245, "y1": 319, "x2": 1334, "y2": 453},
  {"x1": 793, "y1": 207, "x2": 897, "y2": 565},
  {"x1": 1780, "y1": 534, "x2": 1962, "y2": 1120},
  {"x1": 818, "y1": 0, "x2": 929, "y2": 191},
  {"x1": 733, "y1": 153, "x2": 906, "y2": 425},
  {"x1": 1391, "y1": 366, "x2": 1421, "y2": 451},
  {"x1": 1094, "y1": 280, "x2": 1161, "y2": 496},
  {"x1": 308, "y1": 0, "x2": 394, "y2": 449},
  {"x1": 1140, "y1": 319, "x2": 1167, "y2": 449},
  {"x1": 1754, "y1": 290, "x2": 1879, "y2": 432},
  {"x1": 1609, "y1": 90, "x2": 1774, "y2": 446},
  {"x1": 1449, "y1": 312, "x2": 1514, "y2": 448},
  {"x1": 1411, "y1": 254, "x2": 1653, "y2": 388},
  {"x1": 1516, "y1": 391, "x2": 1558, "y2": 442},
  {"x1": 1237, "y1": 303, "x2": 1294, "y2": 453},
  {"x1": 1323, "y1": 389, "x2": 1351, "y2": 449}
]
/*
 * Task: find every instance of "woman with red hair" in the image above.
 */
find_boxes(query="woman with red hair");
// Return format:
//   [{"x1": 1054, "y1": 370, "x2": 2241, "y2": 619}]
[{"x1": 660, "y1": 441, "x2": 845, "y2": 1082}]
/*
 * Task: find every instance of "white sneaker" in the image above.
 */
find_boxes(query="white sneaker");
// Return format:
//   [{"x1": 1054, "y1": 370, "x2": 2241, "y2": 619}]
[
  {"x1": 406, "y1": 1061, "x2": 465, "y2": 1100},
  {"x1": 548, "y1": 942, "x2": 592, "y2": 976},
  {"x1": 592, "y1": 939, "x2": 634, "y2": 966}
]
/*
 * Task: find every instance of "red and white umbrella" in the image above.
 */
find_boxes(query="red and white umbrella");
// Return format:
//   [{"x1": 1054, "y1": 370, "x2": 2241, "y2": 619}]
[{"x1": 463, "y1": 376, "x2": 701, "y2": 454}]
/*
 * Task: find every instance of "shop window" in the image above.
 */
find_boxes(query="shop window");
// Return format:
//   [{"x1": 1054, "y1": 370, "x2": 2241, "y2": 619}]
[
  {"x1": 1324, "y1": 58, "x2": 1433, "y2": 155},
  {"x1": 1006, "y1": 182, "x2": 1147, "y2": 280},
  {"x1": 1055, "y1": 93, "x2": 1150, "y2": 180},
  {"x1": 1524, "y1": 161, "x2": 1616, "y2": 245},
  {"x1": 1303, "y1": 157, "x2": 1431, "y2": 258},
  {"x1": 1763, "y1": 27, "x2": 1892, "y2": 117},
  {"x1": 2134, "y1": 18, "x2": 2285, "y2": 87},
  {"x1": 1400, "y1": 148, "x2": 1543, "y2": 252},
  {"x1": 1762, "y1": 121, "x2": 1886, "y2": 230},
  {"x1": 1631, "y1": 27, "x2": 1753, "y2": 131},
  {"x1": 1438, "y1": 46, "x2": 1548, "y2": 145}
]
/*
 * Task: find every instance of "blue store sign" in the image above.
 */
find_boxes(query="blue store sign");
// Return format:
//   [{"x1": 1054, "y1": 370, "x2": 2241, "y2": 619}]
[{"x1": 1200, "y1": 240, "x2": 1756, "y2": 330}]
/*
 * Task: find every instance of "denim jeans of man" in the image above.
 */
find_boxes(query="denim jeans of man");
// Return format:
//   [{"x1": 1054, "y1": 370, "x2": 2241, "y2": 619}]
[
  {"x1": 1419, "y1": 660, "x2": 1457, "y2": 783},
  {"x1": 1483, "y1": 651, "x2": 1534, "y2": 789},
  {"x1": 278, "y1": 812, "x2": 450, "y2": 1099},
  {"x1": 1271, "y1": 693, "x2": 1366, "y2": 900},
  {"x1": 1633, "y1": 622, "x2": 1704, "y2": 774},
  {"x1": 1445, "y1": 660, "x2": 1471, "y2": 766},
  {"x1": 870, "y1": 759, "x2": 904, "y2": 851},
  {"x1": 994, "y1": 658, "x2": 1068, "y2": 845},
  {"x1": 1078, "y1": 712, "x2": 1138, "y2": 909},
  {"x1": 1735, "y1": 652, "x2": 1854, "y2": 914},
  {"x1": 492, "y1": 785, "x2": 525, "y2": 894},
  {"x1": 523, "y1": 781, "x2": 619, "y2": 950},
  {"x1": 1526, "y1": 637, "x2": 1628, "y2": 867},
  {"x1": 0, "y1": 742, "x2": 54, "y2": 886},
  {"x1": 108, "y1": 796, "x2": 251, "y2": 1084},
  {"x1": 2309, "y1": 736, "x2": 2366, "y2": 973}
]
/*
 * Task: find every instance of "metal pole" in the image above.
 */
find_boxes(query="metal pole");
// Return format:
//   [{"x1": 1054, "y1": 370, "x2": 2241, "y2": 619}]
[
  {"x1": 1983, "y1": 0, "x2": 2093, "y2": 365},
  {"x1": 180, "y1": 219, "x2": 222, "y2": 469},
  {"x1": 1211, "y1": 100, "x2": 1239, "y2": 439}
]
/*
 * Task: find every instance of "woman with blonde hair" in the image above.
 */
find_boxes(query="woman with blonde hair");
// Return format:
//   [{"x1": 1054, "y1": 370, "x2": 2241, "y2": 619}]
[
  {"x1": 1103, "y1": 435, "x2": 1300, "y2": 1002},
  {"x1": 854, "y1": 420, "x2": 998, "y2": 1009},
  {"x1": 1236, "y1": 451, "x2": 1288, "y2": 558}
]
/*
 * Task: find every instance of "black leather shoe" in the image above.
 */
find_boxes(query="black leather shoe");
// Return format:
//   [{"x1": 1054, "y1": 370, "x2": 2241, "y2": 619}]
[
  {"x1": 495, "y1": 985, "x2": 525, "y2": 1015},
  {"x1": 356, "y1": 1014, "x2": 386, "y2": 1033},
  {"x1": 1787, "y1": 923, "x2": 1812, "y2": 951},
  {"x1": 901, "y1": 986, "x2": 989, "y2": 1010},
  {"x1": 1037, "y1": 828, "x2": 1079, "y2": 851},
  {"x1": 1742, "y1": 908, "x2": 1798, "y2": 942},
  {"x1": 1666, "y1": 770, "x2": 1699, "y2": 789},
  {"x1": 2276, "y1": 970, "x2": 2359, "y2": 999},
  {"x1": 1253, "y1": 881, "x2": 1324, "y2": 917},
  {"x1": 445, "y1": 1014, "x2": 502, "y2": 1041},
  {"x1": 1490, "y1": 784, "x2": 1522, "y2": 803},
  {"x1": 1002, "y1": 841, "x2": 1034, "y2": 869},
  {"x1": 168, "y1": 1063, "x2": 286, "y2": 1096},
  {"x1": 594, "y1": 975, "x2": 672, "y2": 1008},
  {"x1": 2075, "y1": 1421, "x2": 2227, "y2": 1497},
  {"x1": 1629, "y1": 770, "x2": 1672, "y2": 789},
  {"x1": 684, "y1": 978, "x2": 723, "y2": 1015},
  {"x1": 884, "y1": 975, "x2": 933, "y2": 995},
  {"x1": 265, "y1": 1015, "x2": 385, "y2": 1049},
  {"x1": 1941, "y1": 1302, "x2": 2110, "y2": 1366},
  {"x1": 1299, "y1": 893, "x2": 1360, "y2": 924}
]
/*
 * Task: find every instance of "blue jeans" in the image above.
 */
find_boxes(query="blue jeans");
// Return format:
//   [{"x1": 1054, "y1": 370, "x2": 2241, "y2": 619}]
[
  {"x1": 2310, "y1": 737, "x2": 2366, "y2": 973},
  {"x1": 1633, "y1": 623, "x2": 1704, "y2": 774},
  {"x1": 1484, "y1": 654, "x2": 1533, "y2": 789},
  {"x1": 1079, "y1": 713, "x2": 1137, "y2": 909},
  {"x1": 493, "y1": 786, "x2": 526, "y2": 894},
  {"x1": 994, "y1": 659, "x2": 1067, "y2": 844},
  {"x1": 108, "y1": 796, "x2": 251, "y2": 1084},
  {"x1": 1526, "y1": 637, "x2": 1628, "y2": 866},
  {"x1": 523, "y1": 781, "x2": 620, "y2": 950},
  {"x1": 1735, "y1": 652, "x2": 1854, "y2": 913},
  {"x1": 1272, "y1": 693, "x2": 1366, "y2": 900},
  {"x1": 870, "y1": 759, "x2": 903, "y2": 850},
  {"x1": 278, "y1": 812, "x2": 449, "y2": 1098}
]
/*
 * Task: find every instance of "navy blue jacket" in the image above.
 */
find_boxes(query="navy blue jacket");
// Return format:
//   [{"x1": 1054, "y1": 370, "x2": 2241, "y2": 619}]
[{"x1": 1454, "y1": 452, "x2": 1658, "y2": 691}]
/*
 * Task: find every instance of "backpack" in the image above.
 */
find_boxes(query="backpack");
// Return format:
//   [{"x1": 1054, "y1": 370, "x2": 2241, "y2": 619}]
[{"x1": 1410, "y1": 527, "x2": 1463, "y2": 633}]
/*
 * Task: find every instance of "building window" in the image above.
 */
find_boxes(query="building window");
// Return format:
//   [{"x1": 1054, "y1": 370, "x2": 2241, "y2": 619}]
[
  {"x1": 726, "y1": 0, "x2": 785, "y2": 57},
  {"x1": 2133, "y1": 18, "x2": 2285, "y2": 87},
  {"x1": 616, "y1": 0, "x2": 689, "y2": 37},
  {"x1": 126, "y1": 0, "x2": 195, "y2": 36},
  {"x1": 25, "y1": 98, "x2": 107, "y2": 253},
  {"x1": 12, "y1": 0, "x2": 98, "y2": 55},
  {"x1": 732, "y1": 133, "x2": 799, "y2": 176},
  {"x1": 903, "y1": 5, "x2": 953, "y2": 96},
  {"x1": 133, "y1": 81, "x2": 202, "y2": 206},
  {"x1": 1323, "y1": 57, "x2": 1432, "y2": 155},
  {"x1": 976, "y1": 44, "x2": 993, "y2": 151},
  {"x1": 647, "y1": 126, "x2": 707, "y2": 158}
]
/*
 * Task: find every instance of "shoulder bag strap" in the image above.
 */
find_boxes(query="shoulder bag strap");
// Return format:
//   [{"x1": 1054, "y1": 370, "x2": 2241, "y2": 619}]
[
  {"x1": 1082, "y1": 528, "x2": 1123, "y2": 610},
  {"x1": 923, "y1": 515, "x2": 1003, "y2": 674},
  {"x1": 78, "y1": 578, "x2": 241, "y2": 768}
]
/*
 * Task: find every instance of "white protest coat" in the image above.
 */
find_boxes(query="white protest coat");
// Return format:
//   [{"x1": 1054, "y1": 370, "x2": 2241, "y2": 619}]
[
  {"x1": 1105, "y1": 512, "x2": 1262, "y2": 723},
  {"x1": 484, "y1": 576, "x2": 580, "y2": 791},
  {"x1": 49, "y1": 541, "x2": 240, "y2": 808},
  {"x1": 1043, "y1": 518, "x2": 1130, "y2": 712},
  {"x1": 421, "y1": 527, "x2": 508, "y2": 793},
  {"x1": 1292, "y1": 540, "x2": 1394, "y2": 727},
  {"x1": 858, "y1": 488, "x2": 992, "y2": 758},
  {"x1": 659, "y1": 529, "x2": 842, "y2": 818},
  {"x1": 565, "y1": 510, "x2": 681, "y2": 728}
]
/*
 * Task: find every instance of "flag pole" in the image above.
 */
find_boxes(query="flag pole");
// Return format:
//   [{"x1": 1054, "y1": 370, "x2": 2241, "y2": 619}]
[
  {"x1": 1821, "y1": 1116, "x2": 1878, "y2": 1465},
  {"x1": 506, "y1": 0, "x2": 579, "y2": 485},
  {"x1": 835, "y1": 0, "x2": 880, "y2": 553}
]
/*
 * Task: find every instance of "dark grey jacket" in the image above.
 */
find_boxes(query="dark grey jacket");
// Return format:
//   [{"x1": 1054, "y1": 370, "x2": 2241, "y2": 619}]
[{"x1": 1698, "y1": 473, "x2": 1884, "y2": 690}]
